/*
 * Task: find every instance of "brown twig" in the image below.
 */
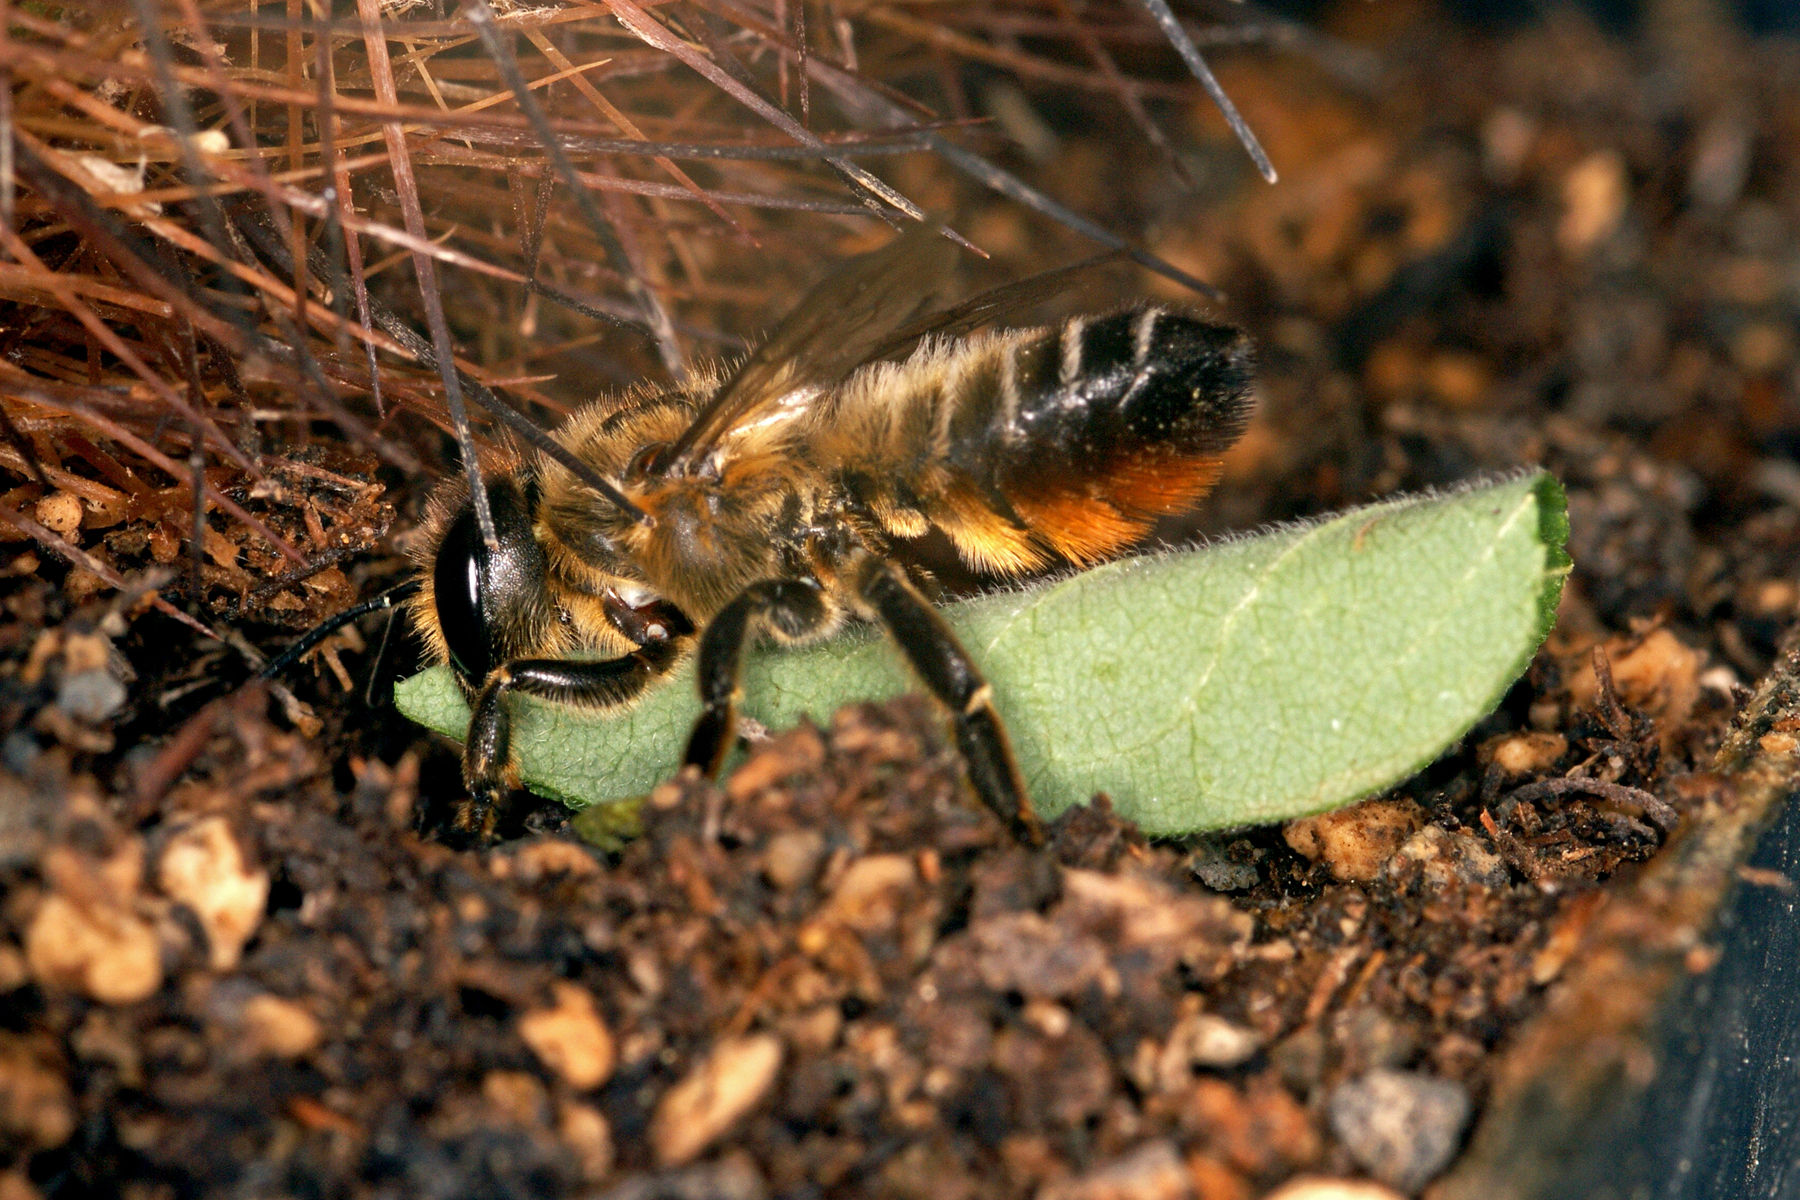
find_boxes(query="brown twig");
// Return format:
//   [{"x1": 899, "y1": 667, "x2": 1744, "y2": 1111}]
[{"x1": 1496, "y1": 777, "x2": 1681, "y2": 835}]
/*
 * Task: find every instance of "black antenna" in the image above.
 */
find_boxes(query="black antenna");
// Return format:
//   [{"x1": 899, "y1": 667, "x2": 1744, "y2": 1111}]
[{"x1": 260, "y1": 579, "x2": 423, "y2": 681}]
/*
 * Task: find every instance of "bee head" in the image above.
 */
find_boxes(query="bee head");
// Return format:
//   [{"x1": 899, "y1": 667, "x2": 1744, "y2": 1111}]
[{"x1": 425, "y1": 476, "x2": 554, "y2": 691}]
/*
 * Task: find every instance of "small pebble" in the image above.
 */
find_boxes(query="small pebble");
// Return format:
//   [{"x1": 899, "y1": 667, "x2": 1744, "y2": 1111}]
[
  {"x1": 1687, "y1": 115, "x2": 1752, "y2": 209},
  {"x1": 1732, "y1": 322, "x2": 1792, "y2": 374},
  {"x1": 26, "y1": 892, "x2": 161, "y2": 1005},
  {"x1": 1388, "y1": 825, "x2": 1509, "y2": 891},
  {"x1": 1758, "y1": 731, "x2": 1798, "y2": 757},
  {"x1": 1187, "y1": 838, "x2": 1259, "y2": 892},
  {"x1": 1481, "y1": 108, "x2": 1535, "y2": 180},
  {"x1": 650, "y1": 1034, "x2": 782, "y2": 1166},
  {"x1": 1285, "y1": 799, "x2": 1423, "y2": 884},
  {"x1": 969, "y1": 911, "x2": 1108, "y2": 999},
  {"x1": 1157, "y1": 1011, "x2": 1262, "y2": 1085},
  {"x1": 760, "y1": 829, "x2": 824, "y2": 890},
  {"x1": 1038, "y1": 1138, "x2": 1190, "y2": 1200},
  {"x1": 558, "y1": 1100, "x2": 614, "y2": 1180},
  {"x1": 1752, "y1": 578, "x2": 1798, "y2": 616},
  {"x1": 820, "y1": 854, "x2": 917, "y2": 932},
  {"x1": 55, "y1": 669, "x2": 127, "y2": 724},
  {"x1": 481, "y1": 1070, "x2": 548, "y2": 1125},
  {"x1": 159, "y1": 818, "x2": 268, "y2": 971},
  {"x1": 32, "y1": 493, "x2": 83, "y2": 538},
  {"x1": 1559, "y1": 150, "x2": 1628, "y2": 252},
  {"x1": 240, "y1": 994, "x2": 322, "y2": 1059},
  {"x1": 1483, "y1": 731, "x2": 1567, "y2": 776},
  {"x1": 0, "y1": 1170, "x2": 45, "y2": 1200},
  {"x1": 1327, "y1": 1068, "x2": 1471, "y2": 1193},
  {"x1": 1424, "y1": 352, "x2": 1491, "y2": 410},
  {"x1": 494, "y1": 840, "x2": 599, "y2": 882},
  {"x1": 0, "y1": 1034, "x2": 77, "y2": 1150},
  {"x1": 518, "y1": 982, "x2": 615, "y2": 1091}
]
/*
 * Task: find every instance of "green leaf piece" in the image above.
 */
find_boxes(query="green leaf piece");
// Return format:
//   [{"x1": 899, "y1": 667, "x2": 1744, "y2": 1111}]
[{"x1": 396, "y1": 471, "x2": 1570, "y2": 834}]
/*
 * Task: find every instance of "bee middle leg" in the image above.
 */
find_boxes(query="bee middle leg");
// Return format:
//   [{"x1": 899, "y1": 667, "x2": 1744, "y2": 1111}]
[
  {"x1": 685, "y1": 579, "x2": 831, "y2": 776},
  {"x1": 464, "y1": 642, "x2": 683, "y2": 838}
]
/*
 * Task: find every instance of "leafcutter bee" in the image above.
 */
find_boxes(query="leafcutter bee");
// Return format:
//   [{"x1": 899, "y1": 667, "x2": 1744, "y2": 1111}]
[{"x1": 280, "y1": 226, "x2": 1254, "y2": 842}]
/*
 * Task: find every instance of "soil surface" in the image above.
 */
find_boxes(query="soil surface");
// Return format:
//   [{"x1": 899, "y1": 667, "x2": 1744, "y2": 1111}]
[{"x1": 5, "y1": 9, "x2": 1800, "y2": 1200}]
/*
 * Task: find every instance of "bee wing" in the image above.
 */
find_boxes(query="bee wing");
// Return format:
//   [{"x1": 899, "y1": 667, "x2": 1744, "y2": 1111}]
[
  {"x1": 664, "y1": 223, "x2": 963, "y2": 468},
  {"x1": 863, "y1": 249, "x2": 1130, "y2": 362}
]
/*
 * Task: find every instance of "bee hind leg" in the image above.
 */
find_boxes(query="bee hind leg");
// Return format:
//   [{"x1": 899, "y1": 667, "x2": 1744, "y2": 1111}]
[
  {"x1": 853, "y1": 559, "x2": 1044, "y2": 847},
  {"x1": 462, "y1": 644, "x2": 684, "y2": 839}
]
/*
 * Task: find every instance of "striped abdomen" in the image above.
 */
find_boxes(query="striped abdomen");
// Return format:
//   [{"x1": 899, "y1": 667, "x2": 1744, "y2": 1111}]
[{"x1": 828, "y1": 307, "x2": 1254, "y2": 575}]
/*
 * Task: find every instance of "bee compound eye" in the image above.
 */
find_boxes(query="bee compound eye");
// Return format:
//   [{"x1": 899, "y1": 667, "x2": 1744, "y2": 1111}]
[{"x1": 433, "y1": 502, "x2": 492, "y2": 682}]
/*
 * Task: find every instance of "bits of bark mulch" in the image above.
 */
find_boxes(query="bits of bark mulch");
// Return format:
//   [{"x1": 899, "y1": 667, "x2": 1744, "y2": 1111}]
[
  {"x1": 0, "y1": 618, "x2": 1728, "y2": 1200},
  {"x1": 2, "y1": 443, "x2": 394, "y2": 638}
]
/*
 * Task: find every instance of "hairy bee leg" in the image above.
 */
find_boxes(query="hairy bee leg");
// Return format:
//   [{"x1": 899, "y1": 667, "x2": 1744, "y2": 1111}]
[
  {"x1": 463, "y1": 645, "x2": 683, "y2": 838},
  {"x1": 854, "y1": 560, "x2": 1044, "y2": 846},
  {"x1": 684, "y1": 580, "x2": 830, "y2": 776}
]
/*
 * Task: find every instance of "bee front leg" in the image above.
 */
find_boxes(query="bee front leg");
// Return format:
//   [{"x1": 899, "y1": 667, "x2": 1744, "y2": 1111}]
[
  {"x1": 463, "y1": 643, "x2": 683, "y2": 839},
  {"x1": 684, "y1": 580, "x2": 831, "y2": 776},
  {"x1": 853, "y1": 558, "x2": 1044, "y2": 846}
]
